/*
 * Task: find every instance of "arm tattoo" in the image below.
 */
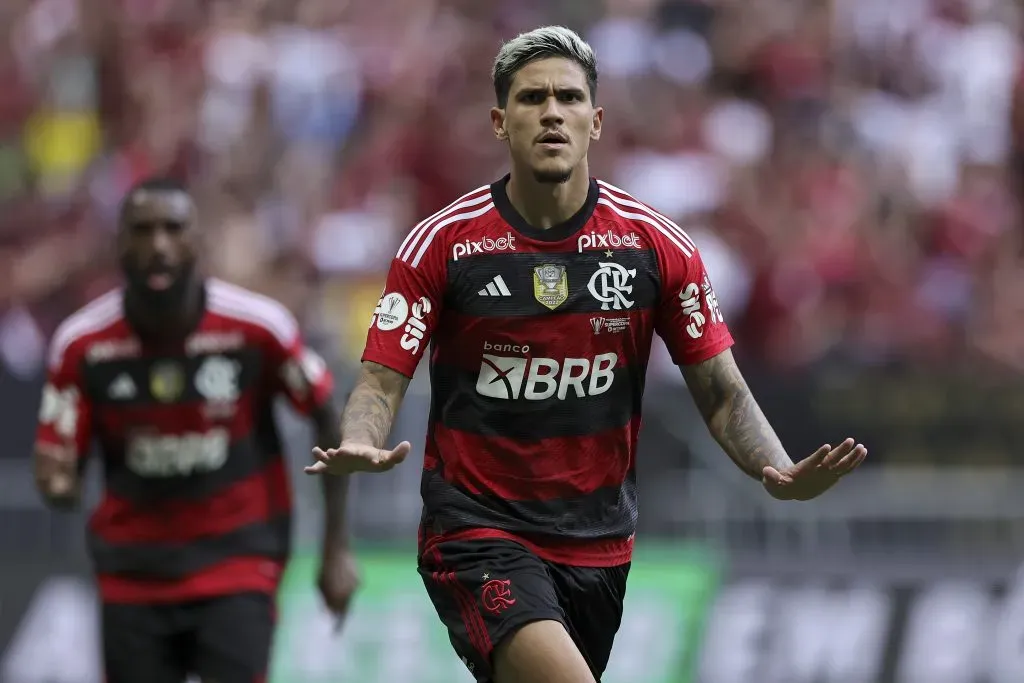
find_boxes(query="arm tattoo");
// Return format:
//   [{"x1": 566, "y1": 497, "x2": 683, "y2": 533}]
[
  {"x1": 340, "y1": 361, "x2": 411, "y2": 449},
  {"x1": 681, "y1": 349, "x2": 793, "y2": 478}
]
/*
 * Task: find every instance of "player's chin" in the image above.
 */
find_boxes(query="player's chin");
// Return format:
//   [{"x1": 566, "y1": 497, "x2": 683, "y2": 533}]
[
  {"x1": 530, "y1": 160, "x2": 574, "y2": 185},
  {"x1": 127, "y1": 270, "x2": 189, "y2": 305}
]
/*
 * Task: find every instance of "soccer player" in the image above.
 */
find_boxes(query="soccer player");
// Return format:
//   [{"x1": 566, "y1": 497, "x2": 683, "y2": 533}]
[
  {"x1": 306, "y1": 26, "x2": 867, "y2": 683},
  {"x1": 33, "y1": 178, "x2": 359, "y2": 683}
]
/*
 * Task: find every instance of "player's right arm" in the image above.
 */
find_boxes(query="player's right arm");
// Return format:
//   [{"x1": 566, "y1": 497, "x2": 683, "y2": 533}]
[
  {"x1": 339, "y1": 360, "x2": 412, "y2": 451},
  {"x1": 33, "y1": 333, "x2": 93, "y2": 508},
  {"x1": 307, "y1": 224, "x2": 447, "y2": 476}
]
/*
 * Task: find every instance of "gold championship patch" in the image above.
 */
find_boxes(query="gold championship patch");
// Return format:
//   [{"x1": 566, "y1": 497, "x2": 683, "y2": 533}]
[
  {"x1": 150, "y1": 362, "x2": 185, "y2": 402},
  {"x1": 533, "y1": 264, "x2": 568, "y2": 310}
]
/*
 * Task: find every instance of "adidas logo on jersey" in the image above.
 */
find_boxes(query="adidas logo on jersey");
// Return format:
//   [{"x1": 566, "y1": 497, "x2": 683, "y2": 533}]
[
  {"x1": 108, "y1": 373, "x2": 137, "y2": 400},
  {"x1": 478, "y1": 275, "x2": 512, "y2": 297}
]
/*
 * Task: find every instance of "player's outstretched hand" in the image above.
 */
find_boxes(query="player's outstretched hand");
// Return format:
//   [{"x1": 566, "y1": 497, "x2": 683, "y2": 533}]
[
  {"x1": 304, "y1": 441, "x2": 411, "y2": 476},
  {"x1": 761, "y1": 438, "x2": 867, "y2": 501}
]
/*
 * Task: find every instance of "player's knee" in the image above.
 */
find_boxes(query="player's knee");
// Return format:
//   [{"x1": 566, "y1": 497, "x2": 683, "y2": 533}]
[{"x1": 492, "y1": 619, "x2": 596, "y2": 683}]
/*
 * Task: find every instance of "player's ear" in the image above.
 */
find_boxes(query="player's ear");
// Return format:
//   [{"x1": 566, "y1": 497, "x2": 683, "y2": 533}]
[
  {"x1": 491, "y1": 107, "x2": 508, "y2": 141},
  {"x1": 590, "y1": 107, "x2": 603, "y2": 141}
]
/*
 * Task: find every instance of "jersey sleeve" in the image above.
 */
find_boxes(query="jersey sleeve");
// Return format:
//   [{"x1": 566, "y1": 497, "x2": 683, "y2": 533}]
[
  {"x1": 35, "y1": 337, "x2": 93, "y2": 460},
  {"x1": 361, "y1": 234, "x2": 447, "y2": 378},
  {"x1": 267, "y1": 311, "x2": 335, "y2": 415},
  {"x1": 654, "y1": 235, "x2": 735, "y2": 366}
]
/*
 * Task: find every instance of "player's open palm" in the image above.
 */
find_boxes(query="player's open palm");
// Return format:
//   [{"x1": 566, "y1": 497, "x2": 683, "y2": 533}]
[
  {"x1": 761, "y1": 438, "x2": 867, "y2": 501},
  {"x1": 305, "y1": 441, "x2": 412, "y2": 476}
]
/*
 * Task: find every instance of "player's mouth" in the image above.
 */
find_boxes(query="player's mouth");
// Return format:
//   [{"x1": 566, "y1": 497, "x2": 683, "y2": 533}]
[
  {"x1": 143, "y1": 266, "x2": 178, "y2": 291},
  {"x1": 537, "y1": 131, "x2": 569, "y2": 150}
]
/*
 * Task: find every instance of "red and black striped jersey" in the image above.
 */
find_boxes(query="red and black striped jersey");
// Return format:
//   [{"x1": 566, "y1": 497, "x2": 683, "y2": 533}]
[
  {"x1": 362, "y1": 176, "x2": 733, "y2": 567},
  {"x1": 34, "y1": 279, "x2": 333, "y2": 603}
]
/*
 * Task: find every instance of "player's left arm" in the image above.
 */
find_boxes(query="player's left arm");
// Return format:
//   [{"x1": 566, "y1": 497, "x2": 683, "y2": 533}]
[
  {"x1": 269, "y1": 321, "x2": 349, "y2": 549},
  {"x1": 680, "y1": 348, "x2": 793, "y2": 479},
  {"x1": 309, "y1": 397, "x2": 348, "y2": 550},
  {"x1": 654, "y1": 233, "x2": 866, "y2": 498}
]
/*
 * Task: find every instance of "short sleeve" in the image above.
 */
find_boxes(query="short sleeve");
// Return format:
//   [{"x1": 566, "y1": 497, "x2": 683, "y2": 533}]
[
  {"x1": 269, "y1": 315, "x2": 335, "y2": 415},
  {"x1": 654, "y1": 238, "x2": 734, "y2": 365},
  {"x1": 361, "y1": 239, "x2": 446, "y2": 378},
  {"x1": 35, "y1": 339, "x2": 93, "y2": 460}
]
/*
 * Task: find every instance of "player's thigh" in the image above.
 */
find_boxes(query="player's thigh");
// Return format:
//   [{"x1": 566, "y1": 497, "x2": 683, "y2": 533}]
[
  {"x1": 551, "y1": 562, "x2": 630, "y2": 679},
  {"x1": 101, "y1": 602, "x2": 187, "y2": 683},
  {"x1": 419, "y1": 538, "x2": 585, "y2": 682},
  {"x1": 190, "y1": 592, "x2": 276, "y2": 683},
  {"x1": 492, "y1": 619, "x2": 597, "y2": 683}
]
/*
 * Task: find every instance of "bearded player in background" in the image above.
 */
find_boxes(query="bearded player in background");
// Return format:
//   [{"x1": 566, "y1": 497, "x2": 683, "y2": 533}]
[
  {"x1": 33, "y1": 178, "x2": 358, "y2": 683},
  {"x1": 307, "y1": 25, "x2": 867, "y2": 683}
]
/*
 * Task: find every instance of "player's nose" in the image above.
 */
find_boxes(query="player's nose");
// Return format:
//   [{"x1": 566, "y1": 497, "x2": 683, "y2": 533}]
[
  {"x1": 148, "y1": 226, "x2": 176, "y2": 257},
  {"x1": 539, "y1": 99, "x2": 565, "y2": 126}
]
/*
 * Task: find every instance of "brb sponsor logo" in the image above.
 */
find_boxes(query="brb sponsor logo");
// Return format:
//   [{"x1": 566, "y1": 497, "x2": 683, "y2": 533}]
[
  {"x1": 577, "y1": 230, "x2": 641, "y2": 253},
  {"x1": 400, "y1": 297, "x2": 433, "y2": 355},
  {"x1": 452, "y1": 232, "x2": 516, "y2": 261},
  {"x1": 126, "y1": 429, "x2": 230, "y2": 477},
  {"x1": 679, "y1": 274, "x2": 724, "y2": 339},
  {"x1": 476, "y1": 345, "x2": 617, "y2": 400}
]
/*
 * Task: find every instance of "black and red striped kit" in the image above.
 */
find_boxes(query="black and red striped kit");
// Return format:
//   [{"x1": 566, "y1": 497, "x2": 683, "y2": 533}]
[
  {"x1": 363, "y1": 175, "x2": 734, "y2": 680},
  {"x1": 35, "y1": 278, "x2": 333, "y2": 605}
]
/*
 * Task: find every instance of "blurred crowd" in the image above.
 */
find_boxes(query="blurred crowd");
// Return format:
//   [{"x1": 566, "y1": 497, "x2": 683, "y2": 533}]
[{"x1": 2, "y1": 0, "x2": 1024, "y2": 380}]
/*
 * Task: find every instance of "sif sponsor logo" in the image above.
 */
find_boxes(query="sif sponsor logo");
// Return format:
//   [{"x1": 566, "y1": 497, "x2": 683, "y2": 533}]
[
  {"x1": 476, "y1": 344, "x2": 617, "y2": 401},
  {"x1": 577, "y1": 230, "x2": 642, "y2": 253},
  {"x1": 400, "y1": 297, "x2": 433, "y2": 355},
  {"x1": 452, "y1": 232, "x2": 516, "y2": 261},
  {"x1": 281, "y1": 348, "x2": 328, "y2": 400},
  {"x1": 126, "y1": 429, "x2": 230, "y2": 477},
  {"x1": 679, "y1": 275, "x2": 724, "y2": 339},
  {"x1": 38, "y1": 384, "x2": 80, "y2": 439}
]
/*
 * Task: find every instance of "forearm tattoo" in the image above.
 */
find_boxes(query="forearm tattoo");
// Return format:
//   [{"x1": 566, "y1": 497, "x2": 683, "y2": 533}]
[
  {"x1": 340, "y1": 361, "x2": 411, "y2": 449},
  {"x1": 682, "y1": 350, "x2": 793, "y2": 478}
]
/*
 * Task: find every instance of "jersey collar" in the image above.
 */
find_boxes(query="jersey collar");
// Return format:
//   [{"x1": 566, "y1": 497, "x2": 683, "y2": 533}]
[{"x1": 491, "y1": 174, "x2": 599, "y2": 243}]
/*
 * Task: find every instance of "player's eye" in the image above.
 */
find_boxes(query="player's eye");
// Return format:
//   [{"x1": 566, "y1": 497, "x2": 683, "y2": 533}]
[
  {"x1": 521, "y1": 91, "x2": 546, "y2": 104},
  {"x1": 558, "y1": 92, "x2": 583, "y2": 102},
  {"x1": 128, "y1": 221, "x2": 156, "y2": 235}
]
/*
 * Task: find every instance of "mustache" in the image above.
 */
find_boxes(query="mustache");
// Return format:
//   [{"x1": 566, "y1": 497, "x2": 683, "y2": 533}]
[{"x1": 536, "y1": 130, "x2": 569, "y2": 143}]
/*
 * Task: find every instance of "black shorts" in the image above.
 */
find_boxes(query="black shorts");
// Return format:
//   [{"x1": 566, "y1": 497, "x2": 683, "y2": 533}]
[
  {"x1": 101, "y1": 591, "x2": 275, "y2": 683},
  {"x1": 419, "y1": 538, "x2": 630, "y2": 682}
]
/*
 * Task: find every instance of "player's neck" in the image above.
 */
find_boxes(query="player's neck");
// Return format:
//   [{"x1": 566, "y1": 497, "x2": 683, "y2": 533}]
[
  {"x1": 506, "y1": 164, "x2": 591, "y2": 230},
  {"x1": 125, "y1": 280, "x2": 204, "y2": 340}
]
